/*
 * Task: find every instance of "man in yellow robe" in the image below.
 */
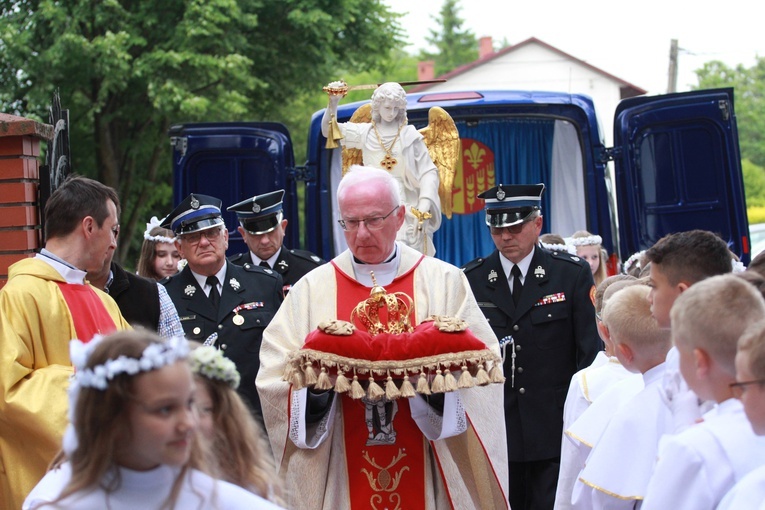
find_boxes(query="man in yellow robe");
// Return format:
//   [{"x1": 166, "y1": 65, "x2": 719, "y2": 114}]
[
  {"x1": 0, "y1": 176, "x2": 130, "y2": 509},
  {"x1": 256, "y1": 166, "x2": 509, "y2": 509}
]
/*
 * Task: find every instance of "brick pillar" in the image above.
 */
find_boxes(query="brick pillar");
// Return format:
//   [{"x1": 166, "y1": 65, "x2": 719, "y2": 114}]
[
  {"x1": 0, "y1": 113, "x2": 53, "y2": 289},
  {"x1": 418, "y1": 60, "x2": 435, "y2": 82}
]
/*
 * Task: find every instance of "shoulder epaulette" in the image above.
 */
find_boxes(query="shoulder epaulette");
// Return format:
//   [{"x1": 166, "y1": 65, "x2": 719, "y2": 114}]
[
  {"x1": 549, "y1": 250, "x2": 587, "y2": 266},
  {"x1": 228, "y1": 252, "x2": 246, "y2": 264},
  {"x1": 241, "y1": 263, "x2": 280, "y2": 279},
  {"x1": 461, "y1": 257, "x2": 485, "y2": 273},
  {"x1": 289, "y1": 249, "x2": 325, "y2": 265}
]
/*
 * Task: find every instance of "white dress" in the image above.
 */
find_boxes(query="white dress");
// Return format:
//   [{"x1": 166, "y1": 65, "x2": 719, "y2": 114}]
[
  {"x1": 717, "y1": 464, "x2": 765, "y2": 510},
  {"x1": 23, "y1": 462, "x2": 284, "y2": 510}
]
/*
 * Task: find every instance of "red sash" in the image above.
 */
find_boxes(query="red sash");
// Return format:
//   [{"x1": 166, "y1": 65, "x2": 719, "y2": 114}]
[
  {"x1": 56, "y1": 282, "x2": 117, "y2": 342},
  {"x1": 333, "y1": 258, "x2": 429, "y2": 510}
]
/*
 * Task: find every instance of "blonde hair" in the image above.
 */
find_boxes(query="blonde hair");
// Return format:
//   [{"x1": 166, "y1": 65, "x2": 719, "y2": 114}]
[
  {"x1": 595, "y1": 274, "x2": 637, "y2": 315},
  {"x1": 738, "y1": 321, "x2": 765, "y2": 380},
  {"x1": 49, "y1": 330, "x2": 209, "y2": 509},
  {"x1": 194, "y1": 375, "x2": 283, "y2": 502},
  {"x1": 603, "y1": 284, "x2": 670, "y2": 358},
  {"x1": 671, "y1": 274, "x2": 765, "y2": 375},
  {"x1": 571, "y1": 230, "x2": 607, "y2": 286}
]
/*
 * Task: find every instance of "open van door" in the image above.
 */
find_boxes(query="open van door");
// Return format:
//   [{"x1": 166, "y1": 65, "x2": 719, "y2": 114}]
[
  {"x1": 613, "y1": 88, "x2": 750, "y2": 264},
  {"x1": 169, "y1": 122, "x2": 298, "y2": 256}
]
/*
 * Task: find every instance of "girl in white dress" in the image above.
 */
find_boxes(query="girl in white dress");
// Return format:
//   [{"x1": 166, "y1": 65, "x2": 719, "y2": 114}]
[{"x1": 24, "y1": 330, "x2": 283, "y2": 510}]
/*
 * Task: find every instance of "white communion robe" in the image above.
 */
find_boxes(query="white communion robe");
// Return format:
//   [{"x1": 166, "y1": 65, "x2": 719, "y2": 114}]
[
  {"x1": 717, "y1": 464, "x2": 765, "y2": 510},
  {"x1": 642, "y1": 398, "x2": 765, "y2": 510}
]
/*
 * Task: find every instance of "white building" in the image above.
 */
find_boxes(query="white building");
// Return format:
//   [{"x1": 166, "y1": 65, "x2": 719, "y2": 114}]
[{"x1": 411, "y1": 37, "x2": 646, "y2": 147}]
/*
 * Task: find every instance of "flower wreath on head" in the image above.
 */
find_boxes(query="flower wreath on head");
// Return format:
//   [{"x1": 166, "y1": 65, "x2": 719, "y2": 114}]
[
  {"x1": 189, "y1": 346, "x2": 241, "y2": 389},
  {"x1": 541, "y1": 241, "x2": 577, "y2": 255},
  {"x1": 63, "y1": 335, "x2": 190, "y2": 455},
  {"x1": 566, "y1": 234, "x2": 603, "y2": 248},
  {"x1": 623, "y1": 250, "x2": 646, "y2": 274},
  {"x1": 144, "y1": 216, "x2": 175, "y2": 244}
]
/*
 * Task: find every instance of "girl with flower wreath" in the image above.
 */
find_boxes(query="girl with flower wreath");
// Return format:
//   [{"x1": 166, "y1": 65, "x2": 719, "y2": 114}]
[
  {"x1": 23, "y1": 330, "x2": 283, "y2": 510},
  {"x1": 188, "y1": 343, "x2": 284, "y2": 504},
  {"x1": 137, "y1": 216, "x2": 182, "y2": 280},
  {"x1": 568, "y1": 229, "x2": 608, "y2": 287}
]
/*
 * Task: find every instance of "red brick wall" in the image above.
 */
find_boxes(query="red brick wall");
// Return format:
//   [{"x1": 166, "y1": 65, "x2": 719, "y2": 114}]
[{"x1": 0, "y1": 113, "x2": 53, "y2": 289}]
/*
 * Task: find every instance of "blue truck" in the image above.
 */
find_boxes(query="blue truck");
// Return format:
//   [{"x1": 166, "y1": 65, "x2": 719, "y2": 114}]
[{"x1": 169, "y1": 87, "x2": 750, "y2": 268}]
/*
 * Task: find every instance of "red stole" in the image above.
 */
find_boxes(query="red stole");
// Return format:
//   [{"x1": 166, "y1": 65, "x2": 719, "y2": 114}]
[
  {"x1": 333, "y1": 258, "x2": 429, "y2": 510},
  {"x1": 56, "y1": 282, "x2": 117, "y2": 342}
]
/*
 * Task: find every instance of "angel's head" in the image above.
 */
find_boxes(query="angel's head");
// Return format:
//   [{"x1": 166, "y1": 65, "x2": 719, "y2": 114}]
[{"x1": 371, "y1": 83, "x2": 408, "y2": 126}]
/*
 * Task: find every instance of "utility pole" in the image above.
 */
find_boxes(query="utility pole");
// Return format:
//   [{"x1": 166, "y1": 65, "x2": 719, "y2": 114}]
[{"x1": 667, "y1": 39, "x2": 678, "y2": 93}]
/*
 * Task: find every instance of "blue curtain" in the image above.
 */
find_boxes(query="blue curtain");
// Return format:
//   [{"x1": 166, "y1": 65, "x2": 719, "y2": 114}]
[{"x1": 434, "y1": 118, "x2": 555, "y2": 267}]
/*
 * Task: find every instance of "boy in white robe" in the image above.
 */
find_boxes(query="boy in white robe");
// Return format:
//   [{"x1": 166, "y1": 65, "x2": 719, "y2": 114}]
[
  {"x1": 642, "y1": 275, "x2": 765, "y2": 509},
  {"x1": 555, "y1": 276, "x2": 638, "y2": 510},
  {"x1": 571, "y1": 284, "x2": 672, "y2": 509},
  {"x1": 702, "y1": 282, "x2": 765, "y2": 509}
]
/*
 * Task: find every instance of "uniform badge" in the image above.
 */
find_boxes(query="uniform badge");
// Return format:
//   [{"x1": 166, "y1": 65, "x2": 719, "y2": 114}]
[
  {"x1": 488, "y1": 269, "x2": 498, "y2": 282},
  {"x1": 193, "y1": 327, "x2": 201, "y2": 335},
  {"x1": 278, "y1": 260, "x2": 289, "y2": 270},
  {"x1": 311, "y1": 255, "x2": 321, "y2": 262},
  {"x1": 233, "y1": 315, "x2": 244, "y2": 326},
  {"x1": 590, "y1": 285, "x2": 597, "y2": 307},
  {"x1": 229, "y1": 278, "x2": 241, "y2": 291},
  {"x1": 190, "y1": 195, "x2": 199, "y2": 209},
  {"x1": 534, "y1": 265, "x2": 546, "y2": 278},
  {"x1": 252, "y1": 203, "x2": 261, "y2": 213},
  {"x1": 496, "y1": 186, "x2": 506, "y2": 201},
  {"x1": 184, "y1": 284, "x2": 196, "y2": 296}
]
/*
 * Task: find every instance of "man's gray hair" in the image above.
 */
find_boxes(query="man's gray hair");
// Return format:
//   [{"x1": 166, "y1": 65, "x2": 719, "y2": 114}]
[{"x1": 337, "y1": 165, "x2": 402, "y2": 212}]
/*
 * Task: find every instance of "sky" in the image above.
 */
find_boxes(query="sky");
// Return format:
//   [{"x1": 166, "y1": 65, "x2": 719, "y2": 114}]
[{"x1": 382, "y1": 0, "x2": 764, "y2": 95}]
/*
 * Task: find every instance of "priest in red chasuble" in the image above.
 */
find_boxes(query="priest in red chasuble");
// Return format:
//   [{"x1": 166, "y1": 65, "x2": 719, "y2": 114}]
[
  {"x1": 257, "y1": 166, "x2": 509, "y2": 509},
  {"x1": 0, "y1": 176, "x2": 131, "y2": 509}
]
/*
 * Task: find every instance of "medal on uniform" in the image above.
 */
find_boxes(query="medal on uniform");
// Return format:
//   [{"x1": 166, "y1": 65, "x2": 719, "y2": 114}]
[
  {"x1": 229, "y1": 278, "x2": 241, "y2": 291},
  {"x1": 231, "y1": 301, "x2": 265, "y2": 326}
]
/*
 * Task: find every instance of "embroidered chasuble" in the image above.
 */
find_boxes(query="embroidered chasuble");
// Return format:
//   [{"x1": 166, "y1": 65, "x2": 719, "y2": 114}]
[
  {"x1": 333, "y1": 260, "x2": 427, "y2": 509},
  {"x1": 55, "y1": 283, "x2": 117, "y2": 342}
]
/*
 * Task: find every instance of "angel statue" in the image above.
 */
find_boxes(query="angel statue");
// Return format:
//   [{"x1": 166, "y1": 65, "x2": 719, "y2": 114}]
[{"x1": 321, "y1": 81, "x2": 459, "y2": 256}]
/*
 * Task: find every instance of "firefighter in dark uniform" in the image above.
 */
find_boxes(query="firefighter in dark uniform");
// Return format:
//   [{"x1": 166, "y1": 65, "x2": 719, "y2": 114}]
[
  {"x1": 161, "y1": 193, "x2": 283, "y2": 420},
  {"x1": 227, "y1": 189, "x2": 324, "y2": 295},
  {"x1": 462, "y1": 184, "x2": 601, "y2": 510}
]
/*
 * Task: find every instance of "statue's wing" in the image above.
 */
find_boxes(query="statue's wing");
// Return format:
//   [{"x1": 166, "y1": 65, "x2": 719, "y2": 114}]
[
  {"x1": 419, "y1": 107, "x2": 460, "y2": 218},
  {"x1": 341, "y1": 103, "x2": 372, "y2": 176}
]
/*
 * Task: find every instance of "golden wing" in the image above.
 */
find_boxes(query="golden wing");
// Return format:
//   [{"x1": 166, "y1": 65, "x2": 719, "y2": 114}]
[
  {"x1": 341, "y1": 103, "x2": 372, "y2": 176},
  {"x1": 419, "y1": 107, "x2": 460, "y2": 218}
]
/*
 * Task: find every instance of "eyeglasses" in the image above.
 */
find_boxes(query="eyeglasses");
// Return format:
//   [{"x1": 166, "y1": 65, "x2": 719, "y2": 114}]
[
  {"x1": 490, "y1": 218, "x2": 534, "y2": 236},
  {"x1": 180, "y1": 227, "x2": 223, "y2": 245},
  {"x1": 338, "y1": 206, "x2": 399, "y2": 232},
  {"x1": 730, "y1": 379, "x2": 765, "y2": 398}
]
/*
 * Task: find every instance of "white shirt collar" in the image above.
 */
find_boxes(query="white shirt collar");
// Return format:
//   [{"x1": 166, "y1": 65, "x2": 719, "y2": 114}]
[
  {"x1": 36, "y1": 249, "x2": 87, "y2": 284},
  {"x1": 190, "y1": 262, "x2": 227, "y2": 296},
  {"x1": 252, "y1": 247, "x2": 282, "y2": 269},
  {"x1": 499, "y1": 245, "x2": 536, "y2": 282},
  {"x1": 350, "y1": 244, "x2": 400, "y2": 287}
]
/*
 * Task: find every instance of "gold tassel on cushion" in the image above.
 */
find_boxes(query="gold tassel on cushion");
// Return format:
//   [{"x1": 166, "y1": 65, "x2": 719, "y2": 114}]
[
  {"x1": 416, "y1": 372, "x2": 431, "y2": 395},
  {"x1": 475, "y1": 363, "x2": 491, "y2": 386},
  {"x1": 431, "y1": 369, "x2": 446, "y2": 393},
  {"x1": 368, "y1": 375, "x2": 385, "y2": 400},
  {"x1": 283, "y1": 361, "x2": 296, "y2": 383},
  {"x1": 458, "y1": 365, "x2": 475, "y2": 388},
  {"x1": 315, "y1": 366, "x2": 333, "y2": 390},
  {"x1": 350, "y1": 374, "x2": 365, "y2": 400},
  {"x1": 400, "y1": 374, "x2": 416, "y2": 398},
  {"x1": 443, "y1": 369, "x2": 458, "y2": 392},
  {"x1": 291, "y1": 370, "x2": 305, "y2": 390},
  {"x1": 489, "y1": 362, "x2": 506, "y2": 383},
  {"x1": 335, "y1": 369, "x2": 351, "y2": 394},
  {"x1": 303, "y1": 361, "x2": 318, "y2": 386},
  {"x1": 385, "y1": 373, "x2": 401, "y2": 400}
]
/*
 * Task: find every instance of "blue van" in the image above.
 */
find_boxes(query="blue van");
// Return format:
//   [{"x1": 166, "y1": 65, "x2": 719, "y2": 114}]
[{"x1": 169, "y1": 87, "x2": 750, "y2": 267}]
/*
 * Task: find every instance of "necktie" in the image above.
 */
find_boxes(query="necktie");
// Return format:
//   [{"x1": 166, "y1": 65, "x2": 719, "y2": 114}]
[
  {"x1": 259, "y1": 261, "x2": 270, "y2": 269},
  {"x1": 511, "y1": 265, "x2": 523, "y2": 306},
  {"x1": 206, "y1": 275, "x2": 220, "y2": 310}
]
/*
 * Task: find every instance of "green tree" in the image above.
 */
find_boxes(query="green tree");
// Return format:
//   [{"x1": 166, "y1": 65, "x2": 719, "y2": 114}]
[
  {"x1": 0, "y1": 0, "x2": 402, "y2": 265},
  {"x1": 419, "y1": 0, "x2": 477, "y2": 76},
  {"x1": 743, "y1": 158, "x2": 765, "y2": 208}
]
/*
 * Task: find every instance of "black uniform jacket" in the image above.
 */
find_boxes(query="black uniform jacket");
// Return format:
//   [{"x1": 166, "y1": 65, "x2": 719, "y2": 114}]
[
  {"x1": 162, "y1": 262, "x2": 283, "y2": 418},
  {"x1": 108, "y1": 261, "x2": 160, "y2": 332},
  {"x1": 463, "y1": 246, "x2": 601, "y2": 462},
  {"x1": 229, "y1": 247, "x2": 324, "y2": 293}
]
